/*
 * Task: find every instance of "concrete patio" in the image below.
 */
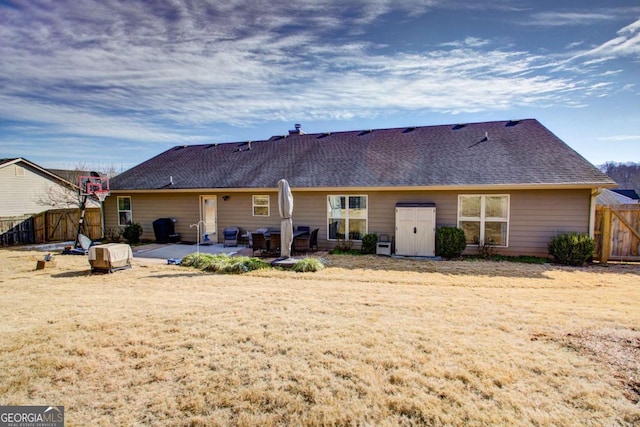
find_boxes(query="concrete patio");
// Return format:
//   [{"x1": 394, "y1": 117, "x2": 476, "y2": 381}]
[{"x1": 131, "y1": 242, "x2": 254, "y2": 260}]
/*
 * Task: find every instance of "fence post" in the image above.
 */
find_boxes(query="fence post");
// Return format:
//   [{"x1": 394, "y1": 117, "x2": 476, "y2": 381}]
[{"x1": 600, "y1": 207, "x2": 611, "y2": 263}]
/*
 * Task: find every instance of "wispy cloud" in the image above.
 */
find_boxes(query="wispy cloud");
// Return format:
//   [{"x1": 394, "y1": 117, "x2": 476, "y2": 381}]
[
  {"x1": 597, "y1": 135, "x2": 640, "y2": 141},
  {"x1": 524, "y1": 12, "x2": 620, "y2": 27},
  {"x1": 0, "y1": 0, "x2": 629, "y2": 151},
  {"x1": 571, "y1": 17, "x2": 640, "y2": 61},
  {"x1": 440, "y1": 37, "x2": 491, "y2": 48},
  {"x1": 521, "y1": 7, "x2": 640, "y2": 27}
]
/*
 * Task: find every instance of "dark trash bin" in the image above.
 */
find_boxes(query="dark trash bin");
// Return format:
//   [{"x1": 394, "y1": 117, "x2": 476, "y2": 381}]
[{"x1": 153, "y1": 218, "x2": 179, "y2": 243}]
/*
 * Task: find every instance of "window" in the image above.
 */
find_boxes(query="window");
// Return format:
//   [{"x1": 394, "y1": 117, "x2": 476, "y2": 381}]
[
  {"x1": 327, "y1": 195, "x2": 367, "y2": 240},
  {"x1": 253, "y1": 195, "x2": 270, "y2": 216},
  {"x1": 458, "y1": 195, "x2": 509, "y2": 246},
  {"x1": 118, "y1": 196, "x2": 132, "y2": 226}
]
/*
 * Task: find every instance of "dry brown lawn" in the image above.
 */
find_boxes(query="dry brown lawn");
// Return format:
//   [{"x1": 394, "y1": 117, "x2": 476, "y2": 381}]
[{"x1": 1, "y1": 248, "x2": 639, "y2": 426}]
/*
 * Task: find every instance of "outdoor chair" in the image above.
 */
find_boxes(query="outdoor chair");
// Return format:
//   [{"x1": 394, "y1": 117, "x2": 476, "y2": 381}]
[
  {"x1": 309, "y1": 228, "x2": 318, "y2": 251},
  {"x1": 223, "y1": 226, "x2": 240, "y2": 247},
  {"x1": 251, "y1": 232, "x2": 268, "y2": 256},
  {"x1": 238, "y1": 229, "x2": 251, "y2": 247},
  {"x1": 294, "y1": 228, "x2": 319, "y2": 254},
  {"x1": 269, "y1": 232, "x2": 281, "y2": 255},
  {"x1": 296, "y1": 226, "x2": 310, "y2": 234}
]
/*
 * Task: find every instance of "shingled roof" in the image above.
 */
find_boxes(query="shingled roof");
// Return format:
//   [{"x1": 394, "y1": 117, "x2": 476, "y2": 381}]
[{"x1": 110, "y1": 119, "x2": 615, "y2": 191}]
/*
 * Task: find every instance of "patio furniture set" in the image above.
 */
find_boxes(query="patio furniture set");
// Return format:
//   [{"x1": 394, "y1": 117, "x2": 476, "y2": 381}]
[{"x1": 222, "y1": 226, "x2": 319, "y2": 256}]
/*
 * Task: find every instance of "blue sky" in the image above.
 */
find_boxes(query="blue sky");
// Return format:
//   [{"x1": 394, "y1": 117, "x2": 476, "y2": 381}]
[{"x1": 1, "y1": 0, "x2": 639, "y2": 171}]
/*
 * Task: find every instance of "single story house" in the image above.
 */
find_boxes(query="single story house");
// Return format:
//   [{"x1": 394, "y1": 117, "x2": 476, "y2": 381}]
[
  {"x1": 597, "y1": 189, "x2": 640, "y2": 205},
  {"x1": 0, "y1": 157, "x2": 78, "y2": 218},
  {"x1": 106, "y1": 119, "x2": 616, "y2": 257}
]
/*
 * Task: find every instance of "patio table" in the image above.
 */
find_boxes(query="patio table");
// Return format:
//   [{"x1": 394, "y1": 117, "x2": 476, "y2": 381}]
[{"x1": 263, "y1": 229, "x2": 309, "y2": 254}]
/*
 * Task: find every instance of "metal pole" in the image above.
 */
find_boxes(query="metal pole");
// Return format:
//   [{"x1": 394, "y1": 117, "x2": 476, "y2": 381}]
[{"x1": 189, "y1": 220, "x2": 207, "y2": 257}]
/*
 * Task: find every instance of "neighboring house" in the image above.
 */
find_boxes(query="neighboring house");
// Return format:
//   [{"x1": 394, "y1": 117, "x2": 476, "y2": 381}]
[
  {"x1": 597, "y1": 189, "x2": 640, "y2": 205},
  {"x1": 0, "y1": 158, "x2": 78, "y2": 217},
  {"x1": 106, "y1": 119, "x2": 616, "y2": 257},
  {"x1": 611, "y1": 189, "x2": 640, "y2": 201}
]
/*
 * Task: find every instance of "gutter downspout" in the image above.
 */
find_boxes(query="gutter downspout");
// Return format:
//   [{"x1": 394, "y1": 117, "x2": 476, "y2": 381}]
[{"x1": 589, "y1": 188, "x2": 603, "y2": 239}]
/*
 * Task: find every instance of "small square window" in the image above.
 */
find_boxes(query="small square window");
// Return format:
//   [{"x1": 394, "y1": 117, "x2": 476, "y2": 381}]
[{"x1": 253, "y1": 195, "x2": 270, "y2": 216}]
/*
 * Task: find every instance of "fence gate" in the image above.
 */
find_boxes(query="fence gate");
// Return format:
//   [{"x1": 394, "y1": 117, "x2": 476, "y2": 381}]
[
  {"x1": 595, "y1": 205, "x2": 640, "y2": 262},
  {"x1": 44, "y1": 208, "x2": 102, "y2": 242}
]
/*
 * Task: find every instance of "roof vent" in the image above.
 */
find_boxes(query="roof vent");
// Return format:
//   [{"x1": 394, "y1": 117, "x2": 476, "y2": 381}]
[
  {"x1": 289, "y1": 123, "x2": 305, "y2": 135},
  {"x1": 506, "y1": 120, "x2": 521, "y2": 127},
  {"x1": 358, "y1": 130, "x2": 373, "y2": 136},
  {"x1": 452, "y1": 124, "x2": 466, "y2": 130},
  {"x1": 403, "y1": 126, "x2": 417, "y2": 133},
  {"x1": 317, "y1": 132, "x2": 331, "y2": 139},
  {"x1": 469, "y1": 132, "x2": 489, "y2": 148}
]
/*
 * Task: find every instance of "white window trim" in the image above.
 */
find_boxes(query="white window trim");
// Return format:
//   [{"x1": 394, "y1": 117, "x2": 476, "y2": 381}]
[
  {"x1": 327, "y1": 195, "x2": 368, "y2": 241},
  {"x1": 457, "y1": 194, "x2": 510, "y2": 247},
  {"x1": 118, "y1": 196, "x2": 132, "y2": 226},
  {"x1": 252, "y1": 195, "x2": 270, "y2": 217}
]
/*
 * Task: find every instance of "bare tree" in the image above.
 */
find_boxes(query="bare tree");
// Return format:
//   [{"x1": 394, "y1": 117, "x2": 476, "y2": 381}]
[{"x1": 601, "y1": 162, "x2": 640, "y2": 194}]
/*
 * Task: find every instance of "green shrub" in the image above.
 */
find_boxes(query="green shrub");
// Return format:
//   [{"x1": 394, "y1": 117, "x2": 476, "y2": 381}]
[
  {"x1": 330, "y1": 239, "x2": 362, "y2": 255},
  {"x1": 292, "y1": 258, "x2": 325, "y2": 272},
  {"x1": 361, "y1": 233, "x2": 378, "y2": 254},
  {"x1": 548, "y1": 232, "x2": 595, "y2": 266},
  {"x1": 214, "y1": 256, "x2": 271, "y2": 274},
  {"x1": 122, "y1": 222, "x2": 143, "y2": 244},
  {"x1": 181, "y1": 253, "x2": 271, "y2": 274},
  {"x1": 181, "y1": 253, "x2": 217, "y2": 269},
  {"x1": 104, "y1": 227, "x2": 122, "y2": 243},
  {"x1": 435, "y1": 226, "x2": 467, "y2": 258}
]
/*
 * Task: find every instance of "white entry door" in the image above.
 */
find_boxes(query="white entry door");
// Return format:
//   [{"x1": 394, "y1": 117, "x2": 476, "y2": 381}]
[
  {"x1": 395, "y1": 206, "x2": 436, "y2": 256},
  {"x1": 200, "y1": 196, "x2": 217, "y2": 236}
]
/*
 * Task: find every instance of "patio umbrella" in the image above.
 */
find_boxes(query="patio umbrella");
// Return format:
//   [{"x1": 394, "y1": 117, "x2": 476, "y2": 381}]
[{"x1": 278, "y1": 179, "x2": 294, "y2": 258}]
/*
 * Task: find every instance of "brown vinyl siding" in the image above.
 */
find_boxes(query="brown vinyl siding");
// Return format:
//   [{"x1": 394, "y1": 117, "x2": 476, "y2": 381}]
[
  {"x1": 104, "y1": 193, "x2": 200, "y2": 242},
  {"x1": 219, "y1": 192, "x2": 279, "y2": 234},
  {"x1": 105, "y1": 188, "x2": 591, "y2": 256},
  {"x1": 507, "y1": 189, "x2": 590, "y2": 256}
]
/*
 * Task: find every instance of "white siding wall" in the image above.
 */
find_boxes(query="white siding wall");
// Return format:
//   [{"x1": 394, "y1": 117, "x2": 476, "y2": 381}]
[{"x1": 0, "y1": 163, "x2": 76, "y2": 217}]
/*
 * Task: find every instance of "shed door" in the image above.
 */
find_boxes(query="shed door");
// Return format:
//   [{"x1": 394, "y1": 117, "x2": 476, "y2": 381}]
[{"x1": 395, "y1": 207, "x2": 436, "y2": 256}]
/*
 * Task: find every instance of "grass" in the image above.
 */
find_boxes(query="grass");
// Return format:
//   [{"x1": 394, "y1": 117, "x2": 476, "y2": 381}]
[
  {"x1": 180, "y1": 253, "x2": 272, "y2": 274},
  {"x1": 464, "y1": 254, "x2": 550, "y2": 264},
  {"x1": 1, "y1": 249, "x2": 639, "y2": 426},
  {"x1": 291, "y1": 257, "x2": 325, "y2": 273}
]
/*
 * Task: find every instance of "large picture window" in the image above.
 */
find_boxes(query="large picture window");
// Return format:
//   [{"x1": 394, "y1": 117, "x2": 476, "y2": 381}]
[
  {"x1": 458, "y1": 195, "x2": 509, "y2": 246},
  {"x1": 327, "y1": 195, "x2": 367, "y2": 240},
  {"x1": 253, "y1": 195, "x2": 270, "y2": 216},
  {"x1": 118, "y1": 196, "x2": 132, "y2": 226}
]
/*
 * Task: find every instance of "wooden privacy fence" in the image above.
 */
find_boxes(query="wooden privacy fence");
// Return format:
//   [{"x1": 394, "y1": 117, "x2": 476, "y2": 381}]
[
  {"x1": 594, "y1": 205, "x2": 640, "y2": 262},
  {"x1": 0, "y1": 216, "x2": 35, "y2": 246},
  {"x1": 1, "y1": 208, "x2": 102, "y2": 246}
]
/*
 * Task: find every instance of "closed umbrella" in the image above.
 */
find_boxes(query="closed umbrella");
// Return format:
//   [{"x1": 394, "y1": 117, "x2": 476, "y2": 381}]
[{"x1": 278, "y1": 179, "x2": 293, "y2": 258}]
